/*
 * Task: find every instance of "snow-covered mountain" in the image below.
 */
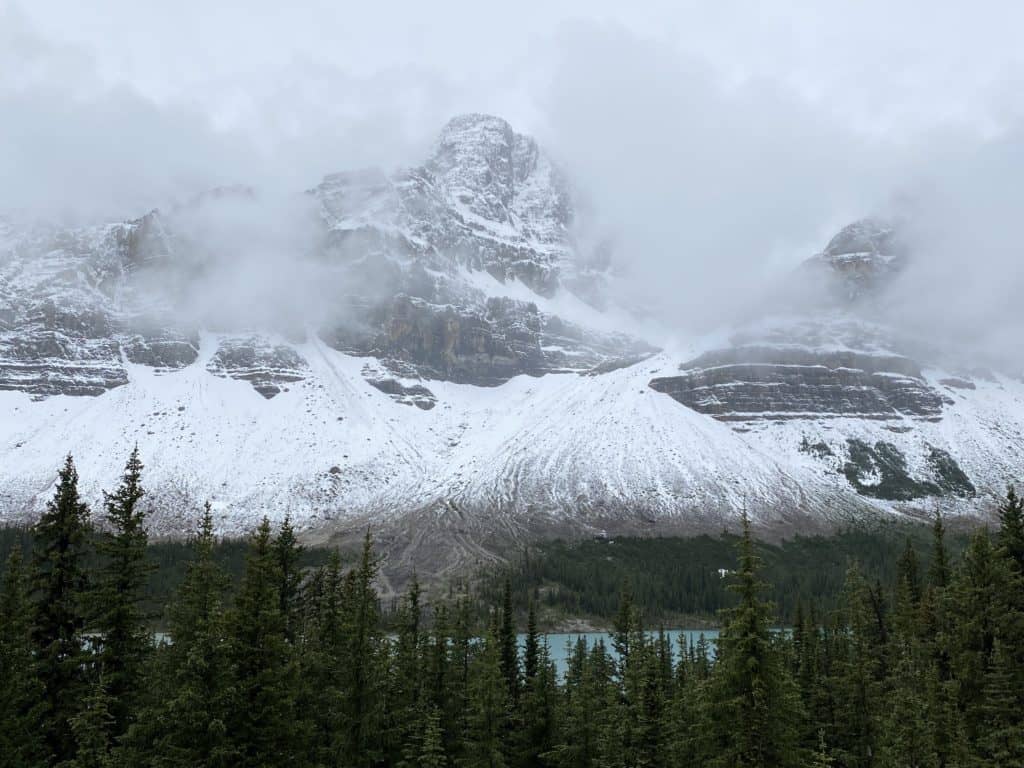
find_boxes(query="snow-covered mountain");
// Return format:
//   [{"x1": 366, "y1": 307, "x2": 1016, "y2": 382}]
[{"x1": 2, "y1": 114, "x2": 1022, "y2": 576}]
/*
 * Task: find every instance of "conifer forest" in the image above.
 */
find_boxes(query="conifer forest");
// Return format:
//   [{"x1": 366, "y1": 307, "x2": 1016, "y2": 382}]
[{"x1": 2, "y1": 452, "x2": 1024, "y2": 767}]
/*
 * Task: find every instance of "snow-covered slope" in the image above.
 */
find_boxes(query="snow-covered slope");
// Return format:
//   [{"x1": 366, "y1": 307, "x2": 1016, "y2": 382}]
[{"x1": 2, "y1": 115, "x2": 1022, "y2": 577}]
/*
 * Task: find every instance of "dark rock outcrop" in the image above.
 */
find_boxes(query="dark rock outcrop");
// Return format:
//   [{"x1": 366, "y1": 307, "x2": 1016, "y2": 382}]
[
  {"x1": 0, "y1": 214, "x2": 185, "y2": 397},
  {"x1": 842, "y1": 439, "x2": 974, "y2": 500},
  {"x1": 649, "y1": 346, "x2": 946, "y2": 421},
  {"x1": 801, "y1": 217, "x2": 907, "y2": 302},
  {"x1": 365, "y1": 377, "x2": 437, "y2": 410},
  {"x1": 206, "y1": 337, "x2": 307, "y2": 398}
]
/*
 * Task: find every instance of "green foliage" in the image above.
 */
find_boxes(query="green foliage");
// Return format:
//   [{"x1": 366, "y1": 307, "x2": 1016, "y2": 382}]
[
  {"x1": 1, "y1": 452, "x2": 1023, "y2": 768},
  {"x1": 228, "y1": 517, "x2": 300, "y2": 768},
  {"x1": 92, "y1": 447, "x2": 154, "y2": 740},
  {"x1": 486, "y1": 523, "x2": 965, "y2": 625},
  {"x1": 699, "y1": 513, "x2": 804, "y2": 767},
  {"x1": 31, "y1": 455, "x2": 95, "y2": 764},
  {"x1": 0, "y1": 548, "x2": 46, "y2": 766},
  {"x1": 139, "y1": 504, "x2": 239, "y2": 768}
]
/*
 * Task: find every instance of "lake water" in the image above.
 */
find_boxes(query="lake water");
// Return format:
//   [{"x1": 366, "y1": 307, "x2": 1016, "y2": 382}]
[
  {"x1": 154, "y1": 628, "x2": 722, "y2": 678},
  {"x1": 528, "y1": 629, "x2": 720, "y2": 677}
]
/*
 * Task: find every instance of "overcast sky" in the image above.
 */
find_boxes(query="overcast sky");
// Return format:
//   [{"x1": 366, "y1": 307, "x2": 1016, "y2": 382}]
[{"x1": 3, "y1": 0, "x2": 1023, "y2": 357}]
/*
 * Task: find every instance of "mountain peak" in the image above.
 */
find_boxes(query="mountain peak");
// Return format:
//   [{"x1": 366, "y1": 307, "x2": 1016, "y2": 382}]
[
  {"x1": 822, "y1": 217, "x2": 902, "y2": 261},
  {"x1": 801, "y1": 216, "x2": 907, "y2": 302}
]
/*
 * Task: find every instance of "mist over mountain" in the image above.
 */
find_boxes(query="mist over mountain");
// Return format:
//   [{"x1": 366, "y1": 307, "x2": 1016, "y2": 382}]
[{"x1": 2, "y1": 0, "x2": 1024, "y2": 575}]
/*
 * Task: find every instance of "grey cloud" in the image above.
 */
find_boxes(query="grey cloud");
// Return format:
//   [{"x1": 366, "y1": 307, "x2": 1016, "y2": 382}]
[{"x1": 3, "y1": 1, "x2": 1023, "y2": 371}]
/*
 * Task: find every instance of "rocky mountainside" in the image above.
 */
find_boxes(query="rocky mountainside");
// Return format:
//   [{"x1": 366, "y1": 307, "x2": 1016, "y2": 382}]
[{"x1": 2, "y1": 115, "x2": 1022, "y2": 579}]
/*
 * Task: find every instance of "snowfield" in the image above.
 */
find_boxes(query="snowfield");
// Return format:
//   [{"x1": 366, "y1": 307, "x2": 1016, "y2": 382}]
[
  {"x1": 3, "y1": 332, "x2": 1022, "y2": 549},
  {"x1": 3, "y1": 115, "x2": 1023, "y2": 581}
]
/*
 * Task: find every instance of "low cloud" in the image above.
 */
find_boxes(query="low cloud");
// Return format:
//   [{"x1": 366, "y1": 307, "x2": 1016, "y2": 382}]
[{"x1": 3, "y1": 2, "x2": 1023, "y2": 371}]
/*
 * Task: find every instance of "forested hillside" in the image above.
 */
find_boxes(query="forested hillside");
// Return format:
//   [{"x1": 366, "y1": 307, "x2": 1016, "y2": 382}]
[{"x1": 485, "y1": 523, "x2": 970, "y2": 626}]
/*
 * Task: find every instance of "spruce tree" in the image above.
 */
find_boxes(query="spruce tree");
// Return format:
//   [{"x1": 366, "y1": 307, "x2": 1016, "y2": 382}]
[
  {"x1": 464, "y1": 629, "x2": 511, "y2": 768},
  {"x1": 273, "y1": 513, "x2": 303, "y2": 644},
  {"x1": 699, "y1": 512, "x2": 804, "y2": 768},
  {"x1": 414, "y1": 705, "x2": 448, "y2": 768},
  {"x1": 547, "y1": 637, "x2": 594, "y2": 768},
  {"x1": 143, "y1": 503, "x2": 238, "y2": 768},
  {"x1": 339, "y1": 530, "x2": 386, "y2": 767},
  {"x1": 990, "y1": 487, "x2": 1024, "y2": 765},
  {"x1": 879, "y1": 647, "x2": 938, "y2": 768},
  {"x1": 300, "y1": 550, "x2": 346, "y2": 767},
  {"x1": 61, "y1": 680, "x2": 116, "y2": 768},
  {"x1": 445, "y1": 592, "x2": 475, "y2": 764},
  {"x1": 928, "y1": 510, "x2": 950, "y2": 590},
  {"x1": 832, "y1": 564, "x2": 883, "y2": 768},
  {"x1": 976, "y1": 640, "x2": 1024, "y2": 767},
  {"x1": 390, "y1": 575, "x2": 424, "y2": 765},
  {"x1": 92, "y1": 447, "x2": 152, "y2": 741},
  {"x1": 0, "y1": 548, "x2": 46, "y2": 766},
  {"x1": 612, "y1": 582, "x2": 634, "y2": 676},
  {"x1": 997, "y1": 485, "x2": 1024, "y2": 574},
  {"x1": 523, "y1": 600, "x2": 539, "y2": 683},
  {"x1": 894, "y1": 538, "x2": 922, "y2": 637},
  {"x1": 810, "y1": 730, "x2": 833, "y2": 768},
  {"x1": 947, "y1": 529, "x2": 1003, "y2": 747},
  {"x1": 517, "y1": 625, "x2": 557, "y2": 768},
  {"x1": 228, "y1": 517, "x2": 298, "y2": 768},
  {"x1": 31, "y1": 455, "x2": 94, "y2": 764},
  {"x1": 499, "y1": 579, "x2": 519, "y2": 701}
]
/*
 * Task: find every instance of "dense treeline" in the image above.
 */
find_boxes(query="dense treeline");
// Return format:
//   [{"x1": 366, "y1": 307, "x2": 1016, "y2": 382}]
[
  {"x1": 485, "y1": 524, "x2": 968, "y2": 624},
  {"x1": 0, "y1": 526, "x2": 330, "y2": 625},
  {"x1": 2, "y1": 452, "x2": 1024, "y2": 767}
]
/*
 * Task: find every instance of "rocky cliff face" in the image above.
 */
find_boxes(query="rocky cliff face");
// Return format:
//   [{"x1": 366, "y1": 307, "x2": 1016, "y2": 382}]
[
  {"x1": 1, "y1": 119, "x2": 1022, "y2": 568},
  {"x1": 0, "y1": 213, "x2": 197, "y2": 398},
  {"x1": 0, "y1": 115, "x2": 648, "y2": 402},
  {"x1": 310, "y1": 114, "x2": 645, "y2": 386},
  {"x1": 648, "y1": 218, "x2": 937, "y2": 423},
  {"x1": 802, "y1": 217, "x2": 907, "y2": 302},
  {"x1": 649, "y1": 346, "x2": 947, "y2": 421},
  {"x1": 206, "y1": 337, "x2": 307, "y2": 399}
]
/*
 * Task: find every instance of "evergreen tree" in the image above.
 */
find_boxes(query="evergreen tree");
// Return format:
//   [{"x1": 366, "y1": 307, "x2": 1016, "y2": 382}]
[
  {"x1": 928, "y1": 510, "x2": 950, "y2": 590},
  {"x1": 923, "y1": 665, "x2": 966, "y2": 768},
  {"x1": 976, "y1": 640, "x2": 1024, "y2": 767},
  {"x1": 463, "y1": 629, "x2": 510, "y2": 768},
  {"x1": 894, "y1": 538, "x2": 922, "y2": 639},
  {"x1": 445, "y1": 592, "x2": 476, "y2": 765},
  {"x1": 413, "y1": 705, "x2": 448, "y2": 768},
  {"x1": 547, "y1": 638, "x2": 600, "y2": 768},
  {"x1": 699, "y1": 512, "x2": 804, "y2": 768},
  {"x1": 989, "y1": 487, "x2": 1024, "y2": 765},
  {"x1": 60, "y1": 680, "x2": 116, "y2": 768},
  {"x1": 31, "y1": 455, "x2": 94, "y2": 764},
  {"x1": 879, "y1": 648, "x2": 938, "y2": 768},
  {"x1": 832, "y1": 564, "x2": 884, "y2": 768},
  {"x1": 612, "y1": 582, "x2": 634, "y2": 676},
  {"x1": 997, "y1": 485, "x2": 1024, "y2": 574},
  {"x1": 339, "y1": 530, "x2": 386, "y2": 767},
  {"x1": 947, "y1": 529, "x2": 1003, "y2": 747},
  {"x1": 810, "y1": 730, "x2": 833, "y2": 768},
  {"x1": 390, "y1": 575, "x2": 425, "y2": 765},
  {"x1": 272, "y1": 514, "x2": 303, "y2": 644},
  {"x1": 523, "y1": 600, "x2": 539, "y2": 683},
  {"x1": 300, "y1": 550, "x2": 346, "y2": 767},
  {"x1": 0, "y1": 548, "x2": 46, "y2": 766},
  {"x1": 228, "y1": 517, "x2": 299, "y2": 768},
  {"x1": 92, "y1": 447, "x2": 153, "y2": 741},
  {"x1": 143, "y1": 504, "x2": 238, "y2": 768},
  {"x1": 516, "y1": 629, "x2": 557, "y2": 768},
  {"x1": 499, "y1": 579, "x2": 519, "y2": 701}
]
